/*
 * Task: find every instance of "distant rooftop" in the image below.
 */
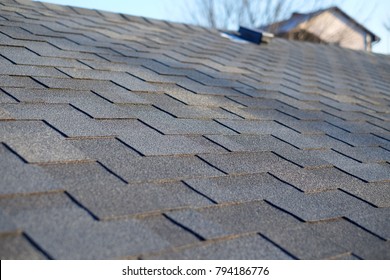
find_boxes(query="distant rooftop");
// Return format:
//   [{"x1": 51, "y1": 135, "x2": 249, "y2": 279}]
[{"x1": 261, "y1": 6, "x2": 380, "y2": 52}]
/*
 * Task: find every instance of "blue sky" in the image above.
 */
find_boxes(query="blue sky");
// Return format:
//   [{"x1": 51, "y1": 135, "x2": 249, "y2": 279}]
[{"x1": 37, "y1": 0, "x2": 390, "y2": 54}]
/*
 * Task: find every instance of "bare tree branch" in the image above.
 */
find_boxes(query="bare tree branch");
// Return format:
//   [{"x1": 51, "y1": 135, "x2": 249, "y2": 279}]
[{"x1": 384, "y1": 17, "x2": 390, "y2": 32}]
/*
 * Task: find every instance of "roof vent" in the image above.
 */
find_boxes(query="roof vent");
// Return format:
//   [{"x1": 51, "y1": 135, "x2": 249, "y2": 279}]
[{"x1": 238, "y1": 26, "x2": 274, "y2": 44}]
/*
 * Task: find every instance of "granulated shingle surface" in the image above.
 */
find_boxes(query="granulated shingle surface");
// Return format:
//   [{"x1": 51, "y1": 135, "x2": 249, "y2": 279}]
[{"x1": 0, "y1": 0, "x2": 389, "y2": 259}]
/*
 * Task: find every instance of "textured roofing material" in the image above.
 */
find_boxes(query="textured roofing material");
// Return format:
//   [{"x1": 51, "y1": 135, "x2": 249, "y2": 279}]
[{"x1": 0, "y1": 0, "x2": 390, "y2": 260}]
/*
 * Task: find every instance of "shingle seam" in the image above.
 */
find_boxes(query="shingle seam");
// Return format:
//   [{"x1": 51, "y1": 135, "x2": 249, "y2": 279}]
[
  {"x1": 330, "y1": 148, "x2": 365, "y2": 163},
  {"x1": 332, "y1": 166, "x2": 371, "y2": 183},
  {"x1": 96, "y1": 161, "x2": 129, "y2": 184},
  {"x1": 136, "y1": 119, "x2": 166, "y2": 135},
  {"x1": 322, "y1": 133, "x2": 355, "y2": 147},
  {"x1": 212, "y1": 119, "x2": 241, "y2": 134},
  {"x1": 195, "y1": 154, "x2": 229, "y2": 175},
  {"x1": 337, "y1": 188, "x2": 381, "y2": 208},
  {"x1": 274, "y1": 108, "x2": 307, "y2": 120},
  {"x1": 180, "y1": 180, "x2": 218, "y2": 205},
  {"x1": 22, "y1": 232, "x2": 53, "y2": 260},
  {"x1": 139, "y1": 231, "x2": 268, "y2": 260},
  {"x1": 219, "y1": 107, "x2": 245, "y2": 119},
  {"x1": 162, "y1": 213, "x2": 206, "y2": 241},
  {"x1": 1, "y1": 142, "x2": 28, "y2": 163},
  {"x1": 268, "y1": 135, "x2": 300, "y2": 150},
  {"x1": 262, "y1": 200, "x2": 306, "y2": 222},
  {"x1": 270, "y1": 151, "x2": 332, "y2": 170},
  {"x1": 64, "y1": 191, "x2": 100, "y2": 221},
  {"x1": 343, "y1": 217, "x2": 387, "y2": 242},
  {"x1": 202, "y1": 135, "x2": 232, "y2": 152},
  {"x1": 367, "y1": 121, "x2": 390, "y2": 133},
  {"x1": 258, "y1": 233, "x2": 298, "y2": 260},
  {"x1": 114, "y1": 138, "x2": 145, "y2": 157},
  {"x1": 29, "y1": 76, "x2": 49, "y2": 89},
  {"x1": 0, "y1": 88, "x2": 19, "y2": 102}
]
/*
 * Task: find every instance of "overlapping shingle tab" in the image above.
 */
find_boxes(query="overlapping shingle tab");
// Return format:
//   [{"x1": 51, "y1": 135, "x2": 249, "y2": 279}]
[{"x1": 0, "y1": 0, "x2": 389, "y2": 260}]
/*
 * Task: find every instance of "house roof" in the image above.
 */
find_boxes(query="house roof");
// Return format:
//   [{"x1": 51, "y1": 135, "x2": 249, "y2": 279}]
[
  {"x1": 262, "y1": 6, "x2": 380, "y2": 42},
  {"x1": 0, "y1": 0, "x2": 390, "y2": 260}
]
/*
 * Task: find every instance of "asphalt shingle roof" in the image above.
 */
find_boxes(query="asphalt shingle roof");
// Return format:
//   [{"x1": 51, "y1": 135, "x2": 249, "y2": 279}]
[{"x1": 0, "y1": 0, "x2": 390, "y2": 260}]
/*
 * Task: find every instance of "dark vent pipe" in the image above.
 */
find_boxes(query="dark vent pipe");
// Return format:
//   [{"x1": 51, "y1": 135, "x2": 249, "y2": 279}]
[{"x1": 238, "y1": 26, "x2": 274, "y2": 44}]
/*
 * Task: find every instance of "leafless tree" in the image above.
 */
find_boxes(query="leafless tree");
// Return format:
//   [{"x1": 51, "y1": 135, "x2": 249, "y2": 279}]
[
  {"x1": 384, "y1": 17, "x2": 390, "y2": 32},
  {"x1": 184, "y1": 0, "x2": 319, "y2": 30}
]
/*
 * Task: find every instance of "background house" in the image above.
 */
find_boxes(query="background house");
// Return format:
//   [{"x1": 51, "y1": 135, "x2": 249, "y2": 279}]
[{"x1": 261, "y1": 6, "x2": 380, "y2": 52}]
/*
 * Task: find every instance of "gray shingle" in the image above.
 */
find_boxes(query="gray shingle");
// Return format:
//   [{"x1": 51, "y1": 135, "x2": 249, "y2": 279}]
[
  {"x1": 333, "y1": 146, "x2": 390, "y2": 163},
  {"x1": 346, "y1": 208, "x2": 390, "y2": 241},
  {"x1": 92, "y1": 88, "x2": 150, "y2": 104},
  {"x1": 156, "y1": 103, "x2": 236, "y2": 119},
  {"x1": 0, "y1": 234, "x2": 47, "y2": 260},
  {"x1": 308, "y1": 149, "x2": 361, "y2": 169},
  {"x1": 0, "y1": 46, "x2": 89, "y2": 68},
  {"x1": 120, "y1": 130, "x2": 225, "y2": 156},
  {"x1": 41, "y1": 162, "x2": 126, "y2": 192},
  {"x1": 67, "y1": 138, "x2": 140, "y2": 161},
  {"x1": 166, "y1": 210, "x2": 227, "y2": 239},
  {"x1": 280, "y1": 120, "x2": 345, "y2": 135},
  {"x1": 227, "y1": 107, "x2": 295, "y2": 121},
  {"x1": 184, "y1": 173, "x2": 292, "y2": 203},
  {"x1": 0, "y1": 121, "x2": 88, "y2": 163},
  {"x1": 70, "y1": 99, "x2": 141, "y2": 119},
  {"x1": 328, "y1": 131, "x2": 384, "y2": 147},
  {"x1": 69, "y1": 180, "x2": 213, "y2": 219},
  {"x1": 139, "y1": 215, "x2": 200, "y2": 247},
  {"x1": 140, "y1": 115, "x2": 236, "y2": 135},
  {"x1": 0, "y1": 75, "x2": 45, "y2": 89},
  {"x1": 329, "y1": 253, "x2": 361, "y2": 260},
  {"x1": 102, "y1": 154, "x2": 224, "y2": 183},
  {"x1": 273, "y1": 131, "x2": 327, "y2": 150},
  {"x1": 340, "y1": 163, "x2": 390, "y2": 182},
  {"x1": 166, "y1": 201, "x2": 301, "y2": 239},
  {"x1": 33, "y1": 77, "x2": 118, "y2": 91},
  {"x1": 0, "y1": 89, "x2": 17, "y2": 103},
  {"x1": 310, "y1": 219, "x2": 390, "y2": 259},
  {"x1": 217, "y1": 119, "x2": 293, "y2": 135},
  {"x1": 126, "y1": 65, "x2": 180, "y2": 83},
  {"x1": 268, "y1": 189, "x2": 373, "y2": 222},
  {"x1": 199, "y1": 152, "x2": 296, "y2": 175},
  {"x1": 1, "y1": 103, "x2": 113, "y2": 137},
  {"x1": 341, "y1": 182, "x2": 390, "y2": 207},
  {"x1": 0, "y1": 210, "x2": 18, "y2": 233},
  {"x1": 58, "y1": 67, "x2": 166, "y2": 91},
  {"x1": 0, "y1": 144, "x2": 60, "y2": 195},
  {"x1": 273, "y1": 148, "x2": 333, "y2": 168},
  {"x1": 0, "y1": 106, "x2": 13, "y2": 120},
  {"x1": 205, "y1": 134, "x2": 292, "y2": 152},
  {"x1": 263, "y1": 225, "x2": 346, "y2": 259},
  {"x1": 0, "y1": 193, "x2": 172, "y2": 259},
  {"x1": 177, "y1": 79, "x2": 242, "y2": 96},
  {"x1": 227, "y1": 96, "x2": 286, "y2": 109},
  {"x1": 144, "y1": 235, "x2": 293, "y2": 260},
  {"x1": 165, "y1": 88, "x2": 240, "y2": 107},
  {"x1": 2, "y1": 88, "x2": 96, "y2": 103},
  {"x1": 327, "y1": 120, "x2": 389, "y2": 134},
  {"x1": 0, "y1": 64, "x2": 68, "y2": 78},
  {"x1": 30, "y1": 218, "x2": 174, "y2": 259},
  {"x1": 111, "y1": 73, "x2": 162, "y2": 92},
  {"x1": 272, "y1": 167, "x2": 364, "y2": 193}
]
